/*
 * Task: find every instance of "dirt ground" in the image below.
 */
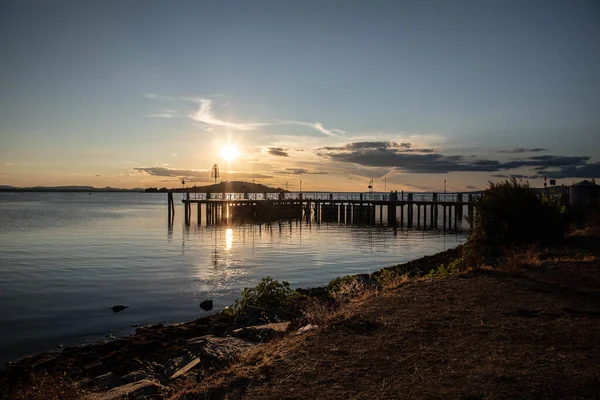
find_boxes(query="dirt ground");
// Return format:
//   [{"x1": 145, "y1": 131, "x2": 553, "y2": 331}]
[{"x1": 183, "y1": 245, "x2": 600, "y2": 399}]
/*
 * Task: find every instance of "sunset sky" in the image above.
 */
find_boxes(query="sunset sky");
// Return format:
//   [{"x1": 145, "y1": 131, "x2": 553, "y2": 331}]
[{"x1": 1, "y1": 0, "x2": 599, "y2": 192}]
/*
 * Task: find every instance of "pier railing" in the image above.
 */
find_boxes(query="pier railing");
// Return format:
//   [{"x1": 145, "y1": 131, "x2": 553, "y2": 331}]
[{"x1": 182, "y1": 192, "x2": 481, "y2": 202}]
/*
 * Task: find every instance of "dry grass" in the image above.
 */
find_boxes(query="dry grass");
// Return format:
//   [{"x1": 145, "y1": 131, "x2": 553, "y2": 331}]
[
  {"x1": 170, "y1": 247, "x2": 600, "y2": 400},
  {"x1": 2, "y1": 372, "x2": 86, "y2": 400},
  {"x1": 499, "y1": 246, "x2": 543, "y2": 272}
]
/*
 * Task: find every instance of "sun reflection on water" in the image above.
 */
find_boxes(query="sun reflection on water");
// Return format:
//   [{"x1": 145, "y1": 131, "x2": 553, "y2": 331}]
[{"x1": 225, "y1": 228, "x2": 233, "y2": 250}]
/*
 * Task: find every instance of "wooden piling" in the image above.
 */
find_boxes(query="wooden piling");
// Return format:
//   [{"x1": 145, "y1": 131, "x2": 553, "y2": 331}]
[
  {"x1": 442, "y1": 205, "x2": 447, "y2": 231},
  {"x1": 400, "y1": 205, "x2": 404, "y2": 227}
]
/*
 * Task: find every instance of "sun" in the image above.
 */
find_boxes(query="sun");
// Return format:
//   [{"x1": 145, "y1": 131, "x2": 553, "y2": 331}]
[{"x1": 220, "y1": 145, "x2": 239, "y2": 162}]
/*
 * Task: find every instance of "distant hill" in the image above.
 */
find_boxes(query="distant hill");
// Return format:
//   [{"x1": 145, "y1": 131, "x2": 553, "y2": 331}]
[
  {"x1": 145, "y1": 181, "x2": 286, "y2": 194},
  {"x1": 0, "y1": 186, "x2": 144, "y2": 192}
]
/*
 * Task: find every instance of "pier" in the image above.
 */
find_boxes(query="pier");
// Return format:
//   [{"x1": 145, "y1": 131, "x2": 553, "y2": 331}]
[{"x1": 170, "y1": 192, "x2": 478, "y2": 231}]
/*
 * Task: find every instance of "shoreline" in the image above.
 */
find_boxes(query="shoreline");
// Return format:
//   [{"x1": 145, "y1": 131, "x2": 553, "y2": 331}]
[
  {"x1": 0, "y1": 246, "x2": 461, "y2": 392},
  {"x1": 1, "y1": 246, "x2": 462, "y2": 369}
]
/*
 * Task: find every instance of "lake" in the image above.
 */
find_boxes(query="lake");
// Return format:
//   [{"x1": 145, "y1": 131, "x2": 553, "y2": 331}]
[{"x1": 0, "y1": 192, "x2": 467, "y2": 364}]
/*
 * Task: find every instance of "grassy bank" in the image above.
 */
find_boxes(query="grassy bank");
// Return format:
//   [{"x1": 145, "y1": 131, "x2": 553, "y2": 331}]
[{"x1": 172, "y1": 234, "x2": 600, "y2": 399}]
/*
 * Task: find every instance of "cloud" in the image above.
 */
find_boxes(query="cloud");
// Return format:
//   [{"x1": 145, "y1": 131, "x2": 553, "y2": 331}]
[
  {"x1": 499, "y1": 147, "x2": 548, "y2": 154},
  {"x1": 465, "y1": 185, "x2": 478, "y2": 189},
  {"x1": 540, "y1": 162, "x2": 600, "y2": 179},
  {"x1": 189, "y1": 98, "x2": 264, "y2": 131},
  {"x1": 133, "y1": 167, "x2": 272, "y2": 182},
  {"x1": 267, "y1": 147, "x2": 289, "y2": 157},
  {"x1": 319, "y1": 141, "x2": 434, "y2": 153},
  {"x1": 491, "y1": 174, "x2": 539, "y2": 180},
  {"x1": 317, "y1": 141, "x2": 595, "y2": 176},
  {"x1": 500, "y1": 155, "x2": 590, "y2": 170},
  {"x1": 146, "y1": 94, "x2": 346, "y2": 136},
  {"x1": 275, "y1": 168, "x2": 328, "y2": 175}
]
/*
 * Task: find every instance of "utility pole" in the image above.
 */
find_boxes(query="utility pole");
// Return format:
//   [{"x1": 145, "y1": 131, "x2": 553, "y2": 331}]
[{"x1": 300, "y1": 180, "x2": 302, "y2": 193}]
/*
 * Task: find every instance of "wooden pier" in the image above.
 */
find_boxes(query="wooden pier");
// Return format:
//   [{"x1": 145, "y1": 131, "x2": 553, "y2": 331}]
[{"x1": 170, "y1": 192, "x2": 478, "y2": 231}]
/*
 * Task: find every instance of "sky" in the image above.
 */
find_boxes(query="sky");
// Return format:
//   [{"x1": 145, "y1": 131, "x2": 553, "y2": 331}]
[{"x1": 1, "y1": 0, "x2": 599, "y2": 192}]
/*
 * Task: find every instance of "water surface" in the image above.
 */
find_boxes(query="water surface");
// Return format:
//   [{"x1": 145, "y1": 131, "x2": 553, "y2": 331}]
[{"x1": 0, "y1": 192, "x2": 466, "y2": 364}]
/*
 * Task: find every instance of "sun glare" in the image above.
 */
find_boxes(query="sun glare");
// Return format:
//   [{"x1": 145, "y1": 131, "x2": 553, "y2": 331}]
[{"x1": 221, "y1": 145, "x2": 239, "y2": 162}]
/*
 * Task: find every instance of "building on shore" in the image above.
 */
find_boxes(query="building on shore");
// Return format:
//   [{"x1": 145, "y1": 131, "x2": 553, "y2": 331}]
[{"x1": 570, "y1": 180, "x2": 599, "y2": 207}]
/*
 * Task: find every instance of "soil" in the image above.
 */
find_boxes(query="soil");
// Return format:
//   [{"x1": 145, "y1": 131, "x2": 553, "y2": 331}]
[{"x1": 185, "y1": 245, "x2": 600, "y2": 399}]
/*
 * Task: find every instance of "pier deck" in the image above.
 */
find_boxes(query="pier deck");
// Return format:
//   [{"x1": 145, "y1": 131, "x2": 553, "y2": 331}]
[{"x1": 170, "y1": 192, "x2": 478, "y2": 231}]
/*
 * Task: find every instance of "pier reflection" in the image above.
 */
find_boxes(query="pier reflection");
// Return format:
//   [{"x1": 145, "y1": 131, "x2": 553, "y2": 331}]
[{"x1": 178, "y1": 201, "x2": 471, "y2": 232}]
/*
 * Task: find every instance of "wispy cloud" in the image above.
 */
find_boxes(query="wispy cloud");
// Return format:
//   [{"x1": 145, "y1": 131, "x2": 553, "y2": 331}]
[
  {"x1": 189, "y1": 98, "x2": 265, "y2": 131},
  {"x1": 145, "y1": 95, "x2": 346, "y2": 137},
  {"x1": 280, "y1": 120, "x2": 346, "y2": 136},
  {"x1": 149, "y1": 109, "x2": 179, "y2": 118}
]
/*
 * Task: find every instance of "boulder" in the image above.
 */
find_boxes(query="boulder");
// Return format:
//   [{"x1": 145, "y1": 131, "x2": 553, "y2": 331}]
[
  {"x1": 199, "y1": 300, "x2": 214, "y2": 311},
  {"x1": 231, "y1": 322, "x2": 291, "y2": 342},
  {"x1": 186, "y1": 335, "x2": 255, "y2": 369}
]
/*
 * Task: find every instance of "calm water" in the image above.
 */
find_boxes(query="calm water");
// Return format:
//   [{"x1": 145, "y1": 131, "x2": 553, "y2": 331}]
[{"x1": 0, "y1": 192, "x2": 466, "y2": 364}]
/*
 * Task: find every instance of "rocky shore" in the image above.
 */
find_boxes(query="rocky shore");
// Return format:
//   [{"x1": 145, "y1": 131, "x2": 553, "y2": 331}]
[{"x1": 0, "y1": 247, "x2": 462, "y2": 399}]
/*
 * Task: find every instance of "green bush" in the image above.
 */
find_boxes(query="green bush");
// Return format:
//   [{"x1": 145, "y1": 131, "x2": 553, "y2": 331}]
[
  {"x1": 427, "y1": 257, "x2": 465, "y2": 277},
  {"x1": 231, "y1": 276, "x2": 302, "y2": 315},
  {"x1": 467, "y1": 178, "x2": 566, "y2": 261},
  {"x1": 327, "y1": 275, "x2": 357, "y2": 294}
]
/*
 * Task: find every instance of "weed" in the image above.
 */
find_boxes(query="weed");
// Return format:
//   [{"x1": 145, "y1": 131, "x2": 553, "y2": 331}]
[
  {"x1": 427, "y1": 257, "x2": 466, "y2": 277},
  {"x1": 231, "y1": 277, "x2": 304, "y2": 315}
]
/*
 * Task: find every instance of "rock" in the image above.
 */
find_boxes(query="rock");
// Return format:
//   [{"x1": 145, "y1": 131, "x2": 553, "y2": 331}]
[
  {"x1": 121, "y1": 370, "x2": 152, "y2": 384},
  {"x1": 187, "y1": 335, "x2": 255, "y2": 369},
  {"x1": 110, "y1": 305, "x2": 129, "y2": 313},
  {"x1": 267, "y1": 307, "x2": 294, "y2": 322},
  {"x1": 236, "y1": 312, "x2": 260, "y2": 327},
  {"x1": 87, "y1": 379, "x2": 163, "y2": 400},
  {"x1": 207, "y1": 322, "x2": 228, "y2": 337},
  {"x1": 297, "y1": 324, "x2": 319, "y2": 335},
  {"x1": 199, "y1": 300, "x2": 214, "y2": 311},
  {"x1": 164, "y1": 353, "x2": 194, "y2": 378},
  {"x1": 231, "y1": 322, "x2": 291, "y2": 342},
  {"x1": 169, "y1": 357, "x2": 201, "y2": 380},
  {"x1": 93, "y1": 372, "x2": 123, "y2": 390}
]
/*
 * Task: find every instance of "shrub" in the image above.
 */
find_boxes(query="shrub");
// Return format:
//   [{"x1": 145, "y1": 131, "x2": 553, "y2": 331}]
[
  {"x1": 231, "y1": 277, "x2": 302, "y2": 315},
  {"x1": 427, "y1": 257, "x2": 465, "y2": 277},
  {"x1": 467, "y1": 178, "x2": 566, "y2": 262},
  {"x1": 327, "y1": 275, "x2": 357, "y2": 294}
]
